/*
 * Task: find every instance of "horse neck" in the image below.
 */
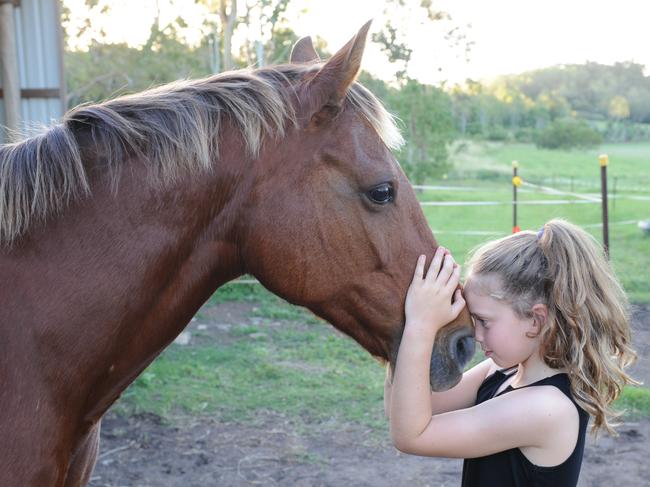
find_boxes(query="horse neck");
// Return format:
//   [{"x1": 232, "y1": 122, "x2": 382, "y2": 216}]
[{"x1": 1, "y1": 137, "x2": 251, "y2": 425}]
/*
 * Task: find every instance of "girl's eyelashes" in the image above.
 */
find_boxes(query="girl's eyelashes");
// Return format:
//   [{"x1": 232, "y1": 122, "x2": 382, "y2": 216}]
[{"x1": 472, "y1": 316, "x2": 488, "y2": 328}]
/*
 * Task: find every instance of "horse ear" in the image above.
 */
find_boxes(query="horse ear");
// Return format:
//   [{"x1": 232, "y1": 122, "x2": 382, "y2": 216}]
[
  {"x1": 302, "y1": 20, "x2": 372, "y2": 126},
  {"x1": 290, "y1": 36, "x2": 321, "y2": 63}
]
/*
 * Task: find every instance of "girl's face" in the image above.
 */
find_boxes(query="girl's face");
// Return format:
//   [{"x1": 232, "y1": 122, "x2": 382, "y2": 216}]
[{"x1": 464, "y1": 275, "x2": 540, "y2": 369}]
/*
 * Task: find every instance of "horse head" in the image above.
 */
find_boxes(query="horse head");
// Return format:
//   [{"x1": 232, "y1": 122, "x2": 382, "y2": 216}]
[{"x1": 239, "y1": 22, "x2": 475, "y2": 391}]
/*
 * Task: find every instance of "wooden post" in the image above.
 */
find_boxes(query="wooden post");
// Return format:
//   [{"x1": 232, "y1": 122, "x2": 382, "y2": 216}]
[
  {"x1": 512, "y1": 160, "x2": 521, "y2": 233},
  {"x1": 0, "y1": 0, "x2": 21, "y2": 140},
  {"x1": 599, "y1": 154, "x2": 609, "y2": 258}
]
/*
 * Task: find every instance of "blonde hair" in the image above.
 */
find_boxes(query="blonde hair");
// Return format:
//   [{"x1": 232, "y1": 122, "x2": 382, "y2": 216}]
[{"x1": 465, "y1": 218, "x2": 638, "y2": 435}]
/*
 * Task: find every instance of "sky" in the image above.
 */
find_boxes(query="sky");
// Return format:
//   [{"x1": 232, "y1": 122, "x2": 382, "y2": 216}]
[{"x1": 63, "y1": 0, "x2": 650, "y2": 85}]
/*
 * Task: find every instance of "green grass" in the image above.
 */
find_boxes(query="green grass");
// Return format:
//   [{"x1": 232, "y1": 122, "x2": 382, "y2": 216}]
[
  {"x1": 116, "y1": 316, "x2": 387, "y2": 431},
  {"x1": 208, "y1": 281, "x2": 275, "y2": 304},
  {"x1": 616, "y1": 386, "x2": 650, "y2": 418},
  {"x1": 449, "y1": 140, "x2": 650, "y2": 192},
  {"x1": 208, "y1": 280, "x2": 322, "y2": 324}
]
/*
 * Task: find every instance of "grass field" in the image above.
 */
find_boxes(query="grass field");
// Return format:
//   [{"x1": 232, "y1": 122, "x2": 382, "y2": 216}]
[
  {"x1": 115, "y1": 140, "x2": 650, "y2": 429},
  {"x1": 448, "y1": 140, "x2": 650, "y2": 192}
]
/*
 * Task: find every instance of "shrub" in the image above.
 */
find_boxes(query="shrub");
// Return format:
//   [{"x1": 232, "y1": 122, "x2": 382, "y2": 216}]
[
  {"x1": 485, "y1": 126, "x2": 510, "y2": 141},
  {"x1": 535, "y1": 118, "x2": 603, "y2": 149},
  {"x1": 514, "y1": 127, "x2": 535, "y2": 143}
]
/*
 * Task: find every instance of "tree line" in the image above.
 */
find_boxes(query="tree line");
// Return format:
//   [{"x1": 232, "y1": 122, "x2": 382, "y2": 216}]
[
  {"x1": 61, "y1": 0, "x2": 650, "y2": 183},
  {"x1": 448, "y1": 62, "x2": 650, "y2": 146}
]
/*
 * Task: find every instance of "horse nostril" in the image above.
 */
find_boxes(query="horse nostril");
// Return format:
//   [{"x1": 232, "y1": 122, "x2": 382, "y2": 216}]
[{"x1": 451, "y1": 334, "x2": 475, "y2": 367}]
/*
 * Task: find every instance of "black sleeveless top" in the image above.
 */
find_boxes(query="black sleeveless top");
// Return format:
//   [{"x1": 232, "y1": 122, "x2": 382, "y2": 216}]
[{"x1": 461, "y1": 367, "x2": 589, "y2": 487}]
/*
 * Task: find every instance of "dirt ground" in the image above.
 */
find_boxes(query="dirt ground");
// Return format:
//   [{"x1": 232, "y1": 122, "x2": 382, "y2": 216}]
[{"x1": 90, "y1": 303, "x2": 650, "y2": 487}]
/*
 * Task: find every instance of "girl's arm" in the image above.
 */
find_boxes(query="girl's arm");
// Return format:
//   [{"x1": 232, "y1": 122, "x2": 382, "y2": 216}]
[
  {"x1": 389, "y1": 248, "x2": 466, "y2": 444},
  {"x1": 384, "y1": 358, "x2": 495, "y2": 419}
]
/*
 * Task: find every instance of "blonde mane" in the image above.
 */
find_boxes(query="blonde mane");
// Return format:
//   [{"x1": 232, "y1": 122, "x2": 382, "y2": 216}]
[{"x1": 0, "y1": 64, "x2": 403, "y2": 246}]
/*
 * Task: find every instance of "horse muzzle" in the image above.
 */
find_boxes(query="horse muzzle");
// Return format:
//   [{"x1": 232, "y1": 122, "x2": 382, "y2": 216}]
[{"x1": 428, "y1": 328, "x2": 476, "y2": 391}]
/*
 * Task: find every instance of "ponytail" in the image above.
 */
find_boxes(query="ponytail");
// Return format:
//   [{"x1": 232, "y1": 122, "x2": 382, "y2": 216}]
[{"x1": 537, "y1": 219, "x2": 638, "y2": 434}]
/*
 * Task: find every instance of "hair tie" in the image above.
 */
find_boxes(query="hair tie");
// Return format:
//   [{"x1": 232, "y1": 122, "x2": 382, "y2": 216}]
[{"x1": 536, "y1": 226, "x2": 545, "y2": 241}]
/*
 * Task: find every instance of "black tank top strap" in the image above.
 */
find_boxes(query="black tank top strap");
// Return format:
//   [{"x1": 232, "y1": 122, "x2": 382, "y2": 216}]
[
  {"x1": 475, "y1": 365, "x2": 518, "y2": 404},
  {"x1": 500, "y1": 365, "x2": 518, "y2": 376},
  {"x1": 497, "y1": 372, "x2": 574, "y2": 399}
]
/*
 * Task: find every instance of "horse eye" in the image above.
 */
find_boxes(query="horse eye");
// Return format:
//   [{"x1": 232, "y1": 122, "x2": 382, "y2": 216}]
[{"x1": 367, "y1": 183, "x2": 394, "y2": 204}]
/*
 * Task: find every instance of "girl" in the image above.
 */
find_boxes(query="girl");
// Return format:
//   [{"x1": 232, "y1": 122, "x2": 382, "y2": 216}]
[{"x1": 385, "y1": 218, "x2": 638, "y2": 487}]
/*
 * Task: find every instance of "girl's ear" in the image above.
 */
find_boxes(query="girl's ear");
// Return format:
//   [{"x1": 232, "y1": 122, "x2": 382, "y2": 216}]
[{"x1": 530, "y1": 303, "x2": 548, "y2": 331}]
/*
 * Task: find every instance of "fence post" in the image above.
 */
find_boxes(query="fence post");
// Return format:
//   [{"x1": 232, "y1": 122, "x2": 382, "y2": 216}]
[
  {"x1": 512, "y1": 160, "x2": 521, "y2": 233},
  {"x1": 599, "y1": 154, "x2": 609, "y2": 257}
]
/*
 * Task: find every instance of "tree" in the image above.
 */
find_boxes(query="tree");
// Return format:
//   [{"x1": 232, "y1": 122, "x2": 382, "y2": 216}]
[
  {"x1": 200, "y1": 0, "x2": 295, "y2": 71},
  {"x1": 388, "y1": 78, "x2": 455, "y2": 182},
  {"x1": 241, "y1": 0, "x2": 293, "y2": 67},
  {"x1": 628, "y1": 88, "x2": 650, "y2": 123},
  {"x1": 200, "y1": 0, "x2": 238, "y2": 72},
  {"x1": 371, "y1": 0, "x2": 472, "y2": 83},
  {"x1": 358, "y1": 73, "x2": 456, "y2": 183},
  {"x1": 63, "y1": 1, "x2": 213, "y2": 106},
  {"x1": 608, "y1": 95, "x2": 630, "y2": 120},
  {"x1": 219, "y1": 0, "x2": 237, "y2": 70},
  {"x1": 65, "y1": 35, "x2": 212, "y2": 108}
]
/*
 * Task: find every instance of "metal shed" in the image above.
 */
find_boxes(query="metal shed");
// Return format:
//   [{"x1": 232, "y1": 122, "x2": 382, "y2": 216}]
[{"x1": 0, "y1": 0, "x2": 65, "y2": 143}]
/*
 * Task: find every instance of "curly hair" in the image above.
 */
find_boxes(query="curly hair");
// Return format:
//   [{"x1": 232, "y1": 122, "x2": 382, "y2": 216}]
[{"x1": 465, "y1": 218, "x2": 638, "y2": 435}]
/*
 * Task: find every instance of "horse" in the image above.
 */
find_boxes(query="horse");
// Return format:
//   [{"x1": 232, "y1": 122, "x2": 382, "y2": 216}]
[{"x1": 0, "y1": 22, "x2": 475, "y2": 486}]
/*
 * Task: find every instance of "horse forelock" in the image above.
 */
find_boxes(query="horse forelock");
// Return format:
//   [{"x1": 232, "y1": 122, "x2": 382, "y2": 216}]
[{"x1": 0, "y1": 64, "x2": 402, "y2": 247}]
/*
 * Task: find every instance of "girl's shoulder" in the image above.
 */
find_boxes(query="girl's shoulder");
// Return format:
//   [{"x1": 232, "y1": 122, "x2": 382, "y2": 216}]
[
  {"x1": 502, "y1": 375, "x2": 582, "y2": 441},
  {"x1": 507, "y1": 377, "x2": 578, "y2": 414},
  {"x1": 501, "y1": 373, "x2": 578, "y2": 413},
  {"x1": 504, "y1": 379, "x2": 584, "y2": 466}
]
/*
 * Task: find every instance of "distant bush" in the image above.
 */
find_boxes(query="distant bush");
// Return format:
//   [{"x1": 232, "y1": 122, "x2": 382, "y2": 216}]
[
  {"x1": 485, "y1": 126, "x2": 510, "y2": 141},
  {"x1": 514, "y1": 127, "x2": 535, "y2": 143},
  {"x1": 535, "y1": 118, "x2": 603, "y2": 149}
]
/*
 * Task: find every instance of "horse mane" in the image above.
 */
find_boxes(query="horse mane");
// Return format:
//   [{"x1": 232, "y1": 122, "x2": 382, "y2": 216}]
[{"x1": 0, "y1": 64, "x2": 403, "y2": 246}]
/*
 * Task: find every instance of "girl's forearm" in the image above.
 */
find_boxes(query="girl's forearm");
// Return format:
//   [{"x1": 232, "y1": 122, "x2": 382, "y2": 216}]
[{"x1": 389, "y1": 328, "x2": 436, "y2": 448}]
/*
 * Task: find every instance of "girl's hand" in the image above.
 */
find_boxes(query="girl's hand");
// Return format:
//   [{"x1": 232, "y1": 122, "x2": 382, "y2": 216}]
[{"x1": 404, "y1": 247, "x2": 465, "y2": 340}]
